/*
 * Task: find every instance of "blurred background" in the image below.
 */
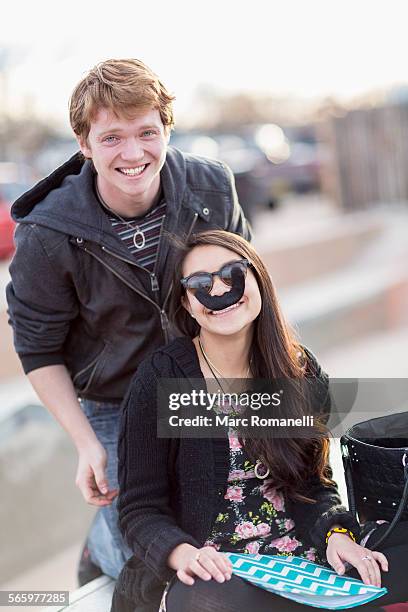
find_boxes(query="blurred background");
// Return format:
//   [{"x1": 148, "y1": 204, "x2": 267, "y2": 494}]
[{"x1": 1, "y1": 0, "x2": 408, "y2": 606}]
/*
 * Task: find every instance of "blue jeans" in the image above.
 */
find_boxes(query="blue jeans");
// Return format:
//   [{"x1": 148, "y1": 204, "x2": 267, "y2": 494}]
[{"x1": 81, "y1": 399, "x2": 133, "y2": 579}]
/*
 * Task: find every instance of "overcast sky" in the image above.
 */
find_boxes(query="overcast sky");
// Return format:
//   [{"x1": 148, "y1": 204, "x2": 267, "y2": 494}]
[{"x1": 1, "y1": 0, "x2": 407, "y2": 129}]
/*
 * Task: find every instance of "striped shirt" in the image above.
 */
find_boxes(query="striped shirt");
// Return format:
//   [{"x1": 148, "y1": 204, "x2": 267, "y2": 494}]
[
  {"x1": 94, "y1": 175, "x2": 167, "y2": 272},
  {"x1": 107, "y1": 200, "x2": 166, "y2": 271}
]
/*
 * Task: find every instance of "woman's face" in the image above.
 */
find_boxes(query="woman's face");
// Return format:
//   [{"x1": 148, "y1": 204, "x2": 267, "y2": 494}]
[{"x1": 181, "y1": 244, "x2": 262, "y2": 336}]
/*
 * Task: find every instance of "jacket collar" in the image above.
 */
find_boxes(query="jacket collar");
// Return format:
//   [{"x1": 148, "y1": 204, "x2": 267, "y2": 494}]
[
  {"x1": 162, "y1": 147, "x2": 212, "y2": 222},
  {"x1": 11, "y1": 146, "x2": 212, "y2": 238}
]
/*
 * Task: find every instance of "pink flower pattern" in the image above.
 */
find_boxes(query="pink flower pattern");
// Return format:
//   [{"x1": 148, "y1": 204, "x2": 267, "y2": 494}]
[
  {"x1": 269, "y1": 535, "x2": 301, "y2": 553},
  {"x1": 235, "y1": 521, "x2": 258, "y2": 539},
  {"x1": 228, "y1": 469, "x2": 256, "y2": 482},
  {"x1": 224, "y1": 485, "x2": 245, "y2": 502},
  {"x1": 256, "y1": 523, "x2": 271, "y2": 537},
  {"x1": 259, "y1": 481, "x2": 285, "y2": 512},
  {"x1": 206, "y1": 433, "x2": 322, "y2": 563},
  {"x1": 305, "y1": 548, "x2": 317, "y2": 561},
  {"x1": 245, "y1": 541, "x2": 261, "y2": 554},
  {"x1": 228, "y1": 434, "x2": 242, "y2": 451},
  {"x1": 228, "y1": 469, "x2": 246, "y2": 481}
]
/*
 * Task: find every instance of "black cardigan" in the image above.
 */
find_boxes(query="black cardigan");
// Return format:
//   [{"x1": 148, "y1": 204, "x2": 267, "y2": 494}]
[{"x1": 116, "y1": 337, "x2": 360, "y2": 609}]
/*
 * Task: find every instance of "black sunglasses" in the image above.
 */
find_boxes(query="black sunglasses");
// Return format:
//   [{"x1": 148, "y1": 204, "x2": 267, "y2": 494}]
[{"x1": 180, "y1": 259, "x2": 253, "y2": 294}]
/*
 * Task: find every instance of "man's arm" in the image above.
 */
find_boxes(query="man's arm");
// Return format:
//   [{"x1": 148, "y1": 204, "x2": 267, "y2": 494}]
[
  {"x1": 7, "y1": 224, "x2": 114, "y2": 505},
  {"x1": 28, "y1": 365, "x2": 117, "y2": 506}
]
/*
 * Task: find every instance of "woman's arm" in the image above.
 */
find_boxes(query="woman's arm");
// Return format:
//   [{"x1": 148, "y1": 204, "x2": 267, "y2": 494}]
[
  {"x1": 296, "y1": 350, "x2": 358, "y2": 551},
  {"x1": 293, "y1": 472, "x2": 388, "y2": 586},
  {"x1": 295, "y1": 349, "x2": 387, "y2": 585},
  {"x1": 117, "y1": 357, "x2": 199, "y2": 581},
  {"x1": 290, "y1": 468, "x2": 361, "y2": 558},
  {"x1": 307, "y1": 471, "x2": 361, "y2": 553},
  {"x1": 303, "y1": 346, "x2": 331, "y2": 423}
]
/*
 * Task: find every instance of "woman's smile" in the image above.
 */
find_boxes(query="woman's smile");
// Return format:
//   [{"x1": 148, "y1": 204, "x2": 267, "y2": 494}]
[{"x1": 207, "y1": 299, "x2": 245, "y2": 316}]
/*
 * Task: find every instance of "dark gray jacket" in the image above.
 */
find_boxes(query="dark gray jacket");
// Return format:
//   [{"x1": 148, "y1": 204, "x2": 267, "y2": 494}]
[{"x1": 6, "y1": 147, "x2": 251, "y2": 401}]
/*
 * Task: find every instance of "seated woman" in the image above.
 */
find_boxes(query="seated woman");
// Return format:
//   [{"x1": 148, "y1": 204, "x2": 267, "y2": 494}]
[{"x1": 111, "y1": 230, "x2": 408, "y2": 612}]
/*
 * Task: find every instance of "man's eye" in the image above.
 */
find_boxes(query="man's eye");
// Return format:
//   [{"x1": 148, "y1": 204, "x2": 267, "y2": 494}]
[
  {"x1": 103, "y1": 136, "x2": 119, "y2": 143},
  {"x1": 142, "y1": 130, "x2": 156, "y2": 137}
]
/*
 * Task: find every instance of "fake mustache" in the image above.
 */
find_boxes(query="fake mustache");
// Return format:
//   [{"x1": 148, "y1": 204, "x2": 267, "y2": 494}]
[{"x1": 195, "y1": 267, "x2": 245, "y2": 311}]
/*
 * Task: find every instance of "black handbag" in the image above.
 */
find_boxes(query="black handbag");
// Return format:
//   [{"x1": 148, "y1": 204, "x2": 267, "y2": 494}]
[{"x1": 340, "y1": 411, "x2": 408, "y2": 549}]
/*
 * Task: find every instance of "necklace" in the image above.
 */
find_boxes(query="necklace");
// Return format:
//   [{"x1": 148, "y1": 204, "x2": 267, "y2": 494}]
[
  {"x1": 198, "y1": 336, "x2": 251, "y2": 380},
  {"x1": 96, "y1": 183, "x2": 146, "y2": 249},
  {"x1": 198, "y1": 336, "x2": 250, "y2": 406},
  {"x1": 198, "y1": 336, "x2": 270, "y2": 480}
]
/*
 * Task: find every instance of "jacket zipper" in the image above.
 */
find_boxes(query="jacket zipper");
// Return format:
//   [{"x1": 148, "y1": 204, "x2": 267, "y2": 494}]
[
  {"x1": 75, "y1": 240, "x2": 169, "y2": 341},
  {"x1": 152, "y1": 212, "x2": 166, "y2": 286},
  {"x1": 161, "y1": 212, "x2": 199, "y2": 311},
  {"x1": 100, "y1": 245, "x2": 160, "y2": 294},
  {"x1": 74, "y1": 210, "x2": 199, "y2": 343},
  {"x1": 72, "y1": 345, "x2": 106, "y2": 384}
]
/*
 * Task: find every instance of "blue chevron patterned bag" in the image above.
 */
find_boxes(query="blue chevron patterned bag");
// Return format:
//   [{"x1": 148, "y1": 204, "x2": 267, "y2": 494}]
[{"x1": 224, "y1": 553, "x2": 387, "y2": 609}]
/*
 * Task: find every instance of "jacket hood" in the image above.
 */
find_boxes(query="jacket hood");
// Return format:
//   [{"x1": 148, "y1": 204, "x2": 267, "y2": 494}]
[{"x1": 11, "y1": 147, "x2": 189, "y2": 244}]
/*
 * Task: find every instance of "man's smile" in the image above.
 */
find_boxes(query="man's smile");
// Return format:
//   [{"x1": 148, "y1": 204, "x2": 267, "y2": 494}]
[{"x1": 116, "y1": 164, "x2": 148, "y2": 176}]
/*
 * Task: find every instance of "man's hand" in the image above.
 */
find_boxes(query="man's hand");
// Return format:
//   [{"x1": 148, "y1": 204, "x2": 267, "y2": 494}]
[
  {"x1": 75, "y1": 441, "x2": 118, "y2": 506},
  {"x1": 326, "y1": 533, "x2": 388, "y2": 587},
  {"x1": 26, "y1": 366, "x2": 119, "y2": 506}
]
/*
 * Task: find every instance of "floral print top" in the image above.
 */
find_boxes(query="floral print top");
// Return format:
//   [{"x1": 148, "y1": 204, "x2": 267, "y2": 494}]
[{"x1": 205, "y1": 432, "x2": 321, "y2": 562}]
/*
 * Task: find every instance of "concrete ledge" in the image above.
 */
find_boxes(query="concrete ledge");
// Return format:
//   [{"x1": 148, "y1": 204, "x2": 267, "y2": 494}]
[
  {"x1": 41, "y1": 576, "x2": 115, "y2": 612},
  {"x1": 284, "y1": 270, "x2": 408, "y2": 353},
  {"x1": 258, "y1": 217, "x2": 383, "y2": 288}
]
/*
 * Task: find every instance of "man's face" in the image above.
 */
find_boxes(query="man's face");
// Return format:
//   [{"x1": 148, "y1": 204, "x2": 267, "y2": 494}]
[{"x1": 78, "y1": 106, "x2": 169, "y2": 213}]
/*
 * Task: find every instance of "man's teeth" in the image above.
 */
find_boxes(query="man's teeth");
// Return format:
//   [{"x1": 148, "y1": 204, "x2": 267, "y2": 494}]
[
  {"x1": 119, "y1": 165, "x2": 146, "y2": 176},
  {"x1": 210, "y1": 302, "x2": 241, "y2": 315}
]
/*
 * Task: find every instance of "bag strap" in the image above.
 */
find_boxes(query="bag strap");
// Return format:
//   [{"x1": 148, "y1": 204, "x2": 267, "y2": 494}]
[
  {"x1": 341, "y1": 439, "x2": 357, "y2": 516},
  {"x1": 368, "y1": 453, "x2": 408, "y2": 550},
  {"x1": 341, "y1": 441, "x2": 408, "y2": 550}
]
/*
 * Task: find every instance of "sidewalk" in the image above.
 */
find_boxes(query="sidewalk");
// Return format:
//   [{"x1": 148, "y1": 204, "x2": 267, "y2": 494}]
[
  {"x1": 256, "y1": 200, "x2": 408, "y2": 352},
  {"x1": 322, "y1": 325, "x2": 408, "y2": 377}
]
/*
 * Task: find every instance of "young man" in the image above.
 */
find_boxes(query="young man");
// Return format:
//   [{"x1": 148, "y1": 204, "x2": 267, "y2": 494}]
[{"x1": 6, "y1": 59, "x2": 251, "y2": 581}]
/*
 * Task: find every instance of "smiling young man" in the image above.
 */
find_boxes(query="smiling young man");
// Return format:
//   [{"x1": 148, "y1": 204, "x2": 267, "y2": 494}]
[
  {"x1": 6, "y1": 59, "x2": 251, "y2": 582},
  {"x1": 80, "y1": 107, "x2": 168, "y2": 217}
]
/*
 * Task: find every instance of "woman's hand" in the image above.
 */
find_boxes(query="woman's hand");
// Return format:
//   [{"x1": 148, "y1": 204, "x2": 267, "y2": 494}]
[
  {"x1": 326, "y1": 533, "x2": 388, "y2": 587},
  {"x1": 168, "y1": 543, "x2": 233, "y2": 586}
]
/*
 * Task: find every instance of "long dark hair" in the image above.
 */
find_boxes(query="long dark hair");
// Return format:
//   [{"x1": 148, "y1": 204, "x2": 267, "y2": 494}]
[{"x1": 169, "y1": 230, "x2": 332, "y2": 502}]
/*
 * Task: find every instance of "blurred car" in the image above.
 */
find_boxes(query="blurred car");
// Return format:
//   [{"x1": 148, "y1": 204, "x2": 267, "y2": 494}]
[
  {"x1": 170, "y1": 126, "x2": 321, "y2": 222},
  {"x1": 0, "y1": 164, "x2": 33, "y2": 260},
  {"x1": 169, "y1": 131, "x2": 277, "y2": 223},
  {"x1": 255, "y1": 125, "x2": 321, "y2": 199},
  {"x1": 0, "y1": 192, "x2": 16, "y2": 260}
]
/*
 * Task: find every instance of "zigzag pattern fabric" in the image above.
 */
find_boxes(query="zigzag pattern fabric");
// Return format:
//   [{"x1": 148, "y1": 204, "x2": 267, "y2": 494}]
[{"x1": 224, "y1": 553, "x2": 387, "y2": 609}]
